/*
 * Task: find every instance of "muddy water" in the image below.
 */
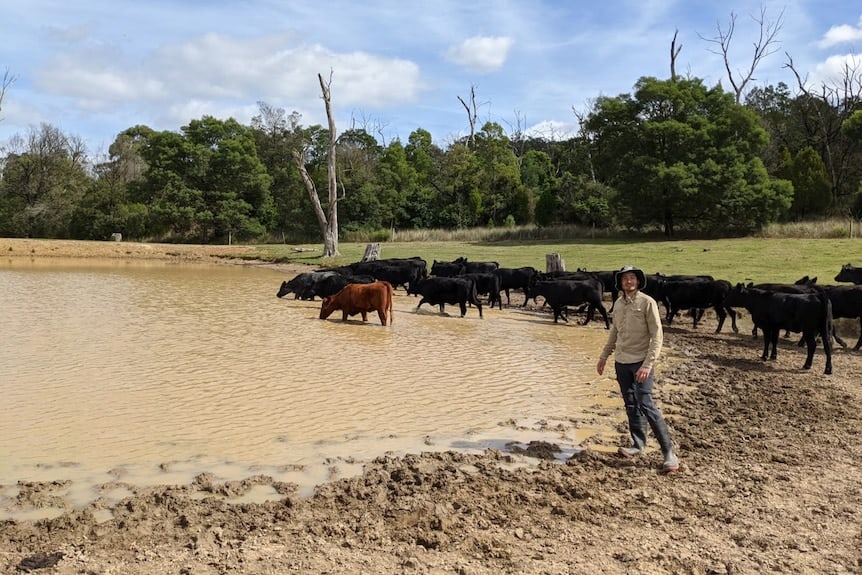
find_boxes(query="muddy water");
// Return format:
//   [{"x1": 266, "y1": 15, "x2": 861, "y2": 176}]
[{"x1": 0, "y1": 259, "x2": 620, "y2": 519}]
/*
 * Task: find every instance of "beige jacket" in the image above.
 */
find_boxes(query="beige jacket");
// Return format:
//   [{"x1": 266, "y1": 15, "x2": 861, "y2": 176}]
[{"x1": 599, "y1": 290, "x2": 663, "y2": 370}]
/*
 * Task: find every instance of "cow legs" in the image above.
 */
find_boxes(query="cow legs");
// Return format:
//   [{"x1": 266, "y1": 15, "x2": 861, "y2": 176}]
[
  {"x1": 377, "y1": 310, "x2": 387, "y2": 326},
  {"x1": 727, "y1": 306, "x2": 738, "y2": 333},
  {"x1": 820, "y1": 327, "x2": 833, "y2": 375},
  {"x1": 596, "y1": 304, "x2": 610, "y2": 329},
  {"x1": 801, "y1": 332, "x2": 819, "y2": 371},
  {"x1": 361, "y1": 311, "x2": 368, "y2": 322},
  {"x1": 459, "y1": 301, "x2": 467, "y2": 317}
]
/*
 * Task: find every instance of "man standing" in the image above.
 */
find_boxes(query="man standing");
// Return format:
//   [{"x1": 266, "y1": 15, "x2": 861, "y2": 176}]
[{"x1": 596, "y1": 265, "x2": 679, "y2": 472}]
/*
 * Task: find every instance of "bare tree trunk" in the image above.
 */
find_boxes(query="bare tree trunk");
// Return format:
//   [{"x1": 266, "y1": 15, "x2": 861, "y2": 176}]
[
  {"x1": 290, "y1": 73, "x2": 341, "y2": 257},
  {"x1": 319, "y1": 73, "x2": 340, "y2": 257},
  {"x1": 670, "y1": 30, "x2": 682, "y2": 82},
  {"x1": 457, "y1": 85, "x2": 479, "y2": 148},
  {"x1": 0, "y1": 68, "x2": 17, "y2": 122}
]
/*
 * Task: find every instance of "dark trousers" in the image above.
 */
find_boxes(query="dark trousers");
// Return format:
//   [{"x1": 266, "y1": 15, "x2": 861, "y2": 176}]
[{"x1": 614, "y1": 361, "x2": 673, "y2": 454}]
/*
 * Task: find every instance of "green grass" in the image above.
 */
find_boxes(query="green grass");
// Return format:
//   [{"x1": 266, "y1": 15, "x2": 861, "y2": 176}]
[{"x1": 251, "y1": 236, "x2": 861, "y2": 286}]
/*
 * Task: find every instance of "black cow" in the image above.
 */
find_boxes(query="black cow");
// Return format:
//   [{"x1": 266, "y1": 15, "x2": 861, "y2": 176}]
[
  {"x1": 495, "y1": 266, "x2": 539, "y2": 306},
  {"x1": 526, "y1": 271, "x2": 597, "y2": 306},
  {"x1": 819, "y1": 285, "x2": 862, "y2": 350},
  {"x1": 726, "y1": 284, "x2": 833, "y2": 374},
  {"x1": 341, "y1": 258, "x2": 425, "y2": 291},
  {"x1": 745, "y1": 281, "x2": 820, "y2": 339},
  {"x1": 276, "y1": 271, "x2": 339, "y2": 300},
  {"x1": 430, "y1": 259, "x2": 465, "y2": 277},
  {"x1": 835, "y1": 263, "x2": 862, "y2": 285},
  {"x1": 412, "y1": 277, "x2": 484, "y2": 318},
  {"x1": 661, "y1": 278, "x2": 738, "y2": 333},
  {"x1": 577, "y1": 268, "x2": 618, "y2": 306},
  {"x1": 314, "y1": 273, "x2": 376, "y2": 299},
  {"x1": 463, "y1": 272, "x2": 503, "y2": 310},
  {"x1": 453, "y1": 256, "x2": 499, "y2": 274},
  {"x1": 528, "y1": 278, "x2": 609, "y2": 327}
]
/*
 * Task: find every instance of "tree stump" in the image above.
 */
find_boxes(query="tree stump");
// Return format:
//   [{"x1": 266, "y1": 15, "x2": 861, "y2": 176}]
[
  {"x1": 362, "y1": 243, "x2": 381, "y2": 262},
  {"x1": 546, "y1": 253, "x2": 565, "y2": 273}
]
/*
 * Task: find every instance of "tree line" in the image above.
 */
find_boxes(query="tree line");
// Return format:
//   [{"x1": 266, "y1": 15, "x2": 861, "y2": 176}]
[{"x1": 1, "y1": 72, "x2": 861, "y2": 248}]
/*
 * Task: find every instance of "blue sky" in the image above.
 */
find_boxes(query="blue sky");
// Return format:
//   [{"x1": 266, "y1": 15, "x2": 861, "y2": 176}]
[{"x1": 1, "y1": 1, "x2": 860, "y2": 156}]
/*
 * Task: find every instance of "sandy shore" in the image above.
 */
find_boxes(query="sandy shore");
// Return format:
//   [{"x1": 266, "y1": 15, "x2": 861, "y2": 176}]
[{"x1": 1, "y1": 238, "x2": 860, "y2": 574}]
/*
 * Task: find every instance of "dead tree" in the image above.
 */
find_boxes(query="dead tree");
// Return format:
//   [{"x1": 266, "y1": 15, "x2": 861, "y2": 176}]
[
  {"x1": 457, "y1": 85, "x2": 479, "y2": 148},
  {"x1": 0, "y1": 68, "x2": 16, "y2": 122},
  {"x1": 670, "y1": 30, "x2": 682, "y2": 82},
  {"x1": 700, "y1": 6, "x2": 784, "y2": 103},
  {"x1": 292, "y1": 72, "x2": 341, "y2": 257},
  {"x1": 785, "y1": 54, "x2": 862, "y2": 209}
]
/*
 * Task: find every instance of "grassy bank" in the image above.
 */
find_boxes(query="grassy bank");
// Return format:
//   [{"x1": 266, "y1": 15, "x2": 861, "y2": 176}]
[{"x1": 253, "y1": 237, "x2": 859, "y2": 286}]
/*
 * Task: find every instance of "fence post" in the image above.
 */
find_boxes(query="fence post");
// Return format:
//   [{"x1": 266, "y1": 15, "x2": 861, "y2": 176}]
[
  {"x1": 362, "y1": 243, "x2": 381, "y2": 262},
  {"x1": 546, "y1": 253, "x2": 565, "y2": 272}
]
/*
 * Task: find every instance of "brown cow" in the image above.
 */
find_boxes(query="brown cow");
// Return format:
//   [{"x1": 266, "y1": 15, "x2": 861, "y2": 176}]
[{"x1": 319, "y1": 280, "x2": 394, "y2": 326}]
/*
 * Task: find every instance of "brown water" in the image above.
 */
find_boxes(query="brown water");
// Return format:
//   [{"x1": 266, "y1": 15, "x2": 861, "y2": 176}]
[{"x1": 0, "y1": 258, "x2": 619, "y2": 519}]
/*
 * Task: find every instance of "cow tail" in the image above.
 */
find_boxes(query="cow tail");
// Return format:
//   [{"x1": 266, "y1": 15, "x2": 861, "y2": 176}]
[
  {"x1": 819, "y1": 290, "x2": 832, "y2": 354},
  {"x1": 388, "y1": 281, "x2": 394, "y2": 326}
]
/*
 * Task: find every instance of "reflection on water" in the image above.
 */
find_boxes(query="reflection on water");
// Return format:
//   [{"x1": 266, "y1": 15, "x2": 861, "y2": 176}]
[{"x1": 0, "y1": 258, "x2": 619, "y2": 518}]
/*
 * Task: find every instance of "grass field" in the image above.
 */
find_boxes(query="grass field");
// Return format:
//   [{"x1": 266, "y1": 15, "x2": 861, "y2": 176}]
[{"x1": 254, "y1": 237, "x2": 861, "y2": 286}]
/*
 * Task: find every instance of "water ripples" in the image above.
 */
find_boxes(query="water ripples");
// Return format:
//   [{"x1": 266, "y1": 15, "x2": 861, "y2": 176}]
[{"x1": 0, "y1": 259, "x2": 619, "y2": 514}]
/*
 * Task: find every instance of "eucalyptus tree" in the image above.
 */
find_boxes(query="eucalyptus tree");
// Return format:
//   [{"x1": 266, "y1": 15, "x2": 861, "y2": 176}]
[
  {"x1": 132, "y1": 117, "x2": 273, "y2": 242},
  {"x1": 784, "y1": 57, "x2": 862, "y2": 213},
  {"x1": 69, "y1": 128, "x2": 151, "y2": 240},
  {"x1": 403, "y1": 128, "x2": 444, "y2": 228},
  {"x1": 0, "y1": 123, "x2": 91, "y2": 238},
  {"x1": 472, "y1": 122, "x2": 529, "y2": 225},
  {"x1": 790, "y1": 146, "x2": 832, "y2": 219},
  {"x1": 436, "y1": 143, "x2": 482, "y2": 228},
  {"x1": 338, "y1": 128, "x2": 386, "y2": 231},
  {"x1": 250, "y1": 103, "x2": 317, "y2": 241},
  {"x1": 583, "y1": 76, "x2": 792, "y2": 235},
  {"x1": 291, "y1": 73, "x2": 341, "y2": 257}
]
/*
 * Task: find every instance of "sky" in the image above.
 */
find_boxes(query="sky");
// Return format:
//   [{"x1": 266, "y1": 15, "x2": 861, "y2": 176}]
[{"x1": 1, "y1": 1, "x2": 861, "y2": 156}]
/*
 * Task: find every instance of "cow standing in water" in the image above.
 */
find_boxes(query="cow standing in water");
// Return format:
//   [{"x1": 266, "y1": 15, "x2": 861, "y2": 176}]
[{"x1": 319, "y1": 281, "x2": 394, "y2": 326}]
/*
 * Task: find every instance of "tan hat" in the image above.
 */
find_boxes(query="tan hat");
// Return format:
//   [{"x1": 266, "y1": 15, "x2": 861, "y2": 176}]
[{"x1": 614, "y1": 265, "x2": 646, "y2": 291}]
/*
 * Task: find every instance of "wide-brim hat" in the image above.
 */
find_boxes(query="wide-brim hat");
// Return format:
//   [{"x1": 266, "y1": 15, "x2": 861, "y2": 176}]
[{"x1": 614, "y1": 265, "x2": 646, "y2": 291}]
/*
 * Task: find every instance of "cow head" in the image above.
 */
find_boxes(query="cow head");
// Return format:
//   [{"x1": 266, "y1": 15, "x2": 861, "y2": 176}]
[
  {"x1": 319, "y1": 297, "x2": 336, "y2": 320},
  {"x1": 276, "y1": 281, "x2": 291, "y2": 298}
]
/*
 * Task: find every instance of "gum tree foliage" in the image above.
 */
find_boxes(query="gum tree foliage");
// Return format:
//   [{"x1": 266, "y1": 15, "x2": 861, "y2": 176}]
[
  {"x1": 472, "y1": 122, "x2": 530, "y2": 225},
  {"x1": 402, "y1": 128, "x2": 445, "y2": 228},
  {"x1": 0, "y1": 123, "x2": 90, "y2": 238},
  {"x1": 250, "y1": 103, "x2": 319, "y2": 241},
  {"x1": 790, "y1": 146, "x2": 832, "y2": 219},
  {"x1": 69, "y1": 128, "x2": 151, "y2": 240},
  {"x1": 132, "y1": 116, "x2": 274, "y2": 242},
  {"x1": 583, "y1": 76, "x2": 792, "y2": 235}
]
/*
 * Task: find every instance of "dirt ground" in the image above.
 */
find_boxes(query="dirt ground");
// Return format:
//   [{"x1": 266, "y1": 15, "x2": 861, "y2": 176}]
[{"x1": 1, "y1": 239, "x2": 860, "y2": 575}]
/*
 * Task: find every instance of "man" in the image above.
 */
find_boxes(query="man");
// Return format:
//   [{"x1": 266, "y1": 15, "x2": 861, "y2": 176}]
[{"x1": 596, "y1": 265, "x2": 679, "y2": 473}]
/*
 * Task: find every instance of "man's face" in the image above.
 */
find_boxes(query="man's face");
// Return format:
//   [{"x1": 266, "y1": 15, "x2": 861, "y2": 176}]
[{"x1": 620, "y1": 272, "x2": 639, "y2": 293}]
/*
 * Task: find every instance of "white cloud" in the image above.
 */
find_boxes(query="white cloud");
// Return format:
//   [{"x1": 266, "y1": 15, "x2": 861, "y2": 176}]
[
  {"x1": 524, "y1": 120, "x2": 578, "y2": 141},
  {"x1": 809, "y1": 53, "x2": 862, "y2": 86},
  {"x1": 817, "y1": 15, "x2": 862, "y2": 48},
  {"x1": 34, "y1": 32, "x2": 423, "y2": 117},
  {"x1": 445, "y1": 36, "x2": 513, "y2": 73}
]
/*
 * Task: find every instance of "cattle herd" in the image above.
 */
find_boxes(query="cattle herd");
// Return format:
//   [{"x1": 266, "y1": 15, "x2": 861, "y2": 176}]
[{"x1": 277, "y1": 259, "x2": 862, "y2": 375}]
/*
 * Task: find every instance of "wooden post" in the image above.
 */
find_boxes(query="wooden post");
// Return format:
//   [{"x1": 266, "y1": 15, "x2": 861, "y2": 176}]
[
  {"x1": 546, "y1": 253, "x2": 565, "y2": 272},
  {"x1": 362, "y1": 243, "x2": 381, "y2": 262}
]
